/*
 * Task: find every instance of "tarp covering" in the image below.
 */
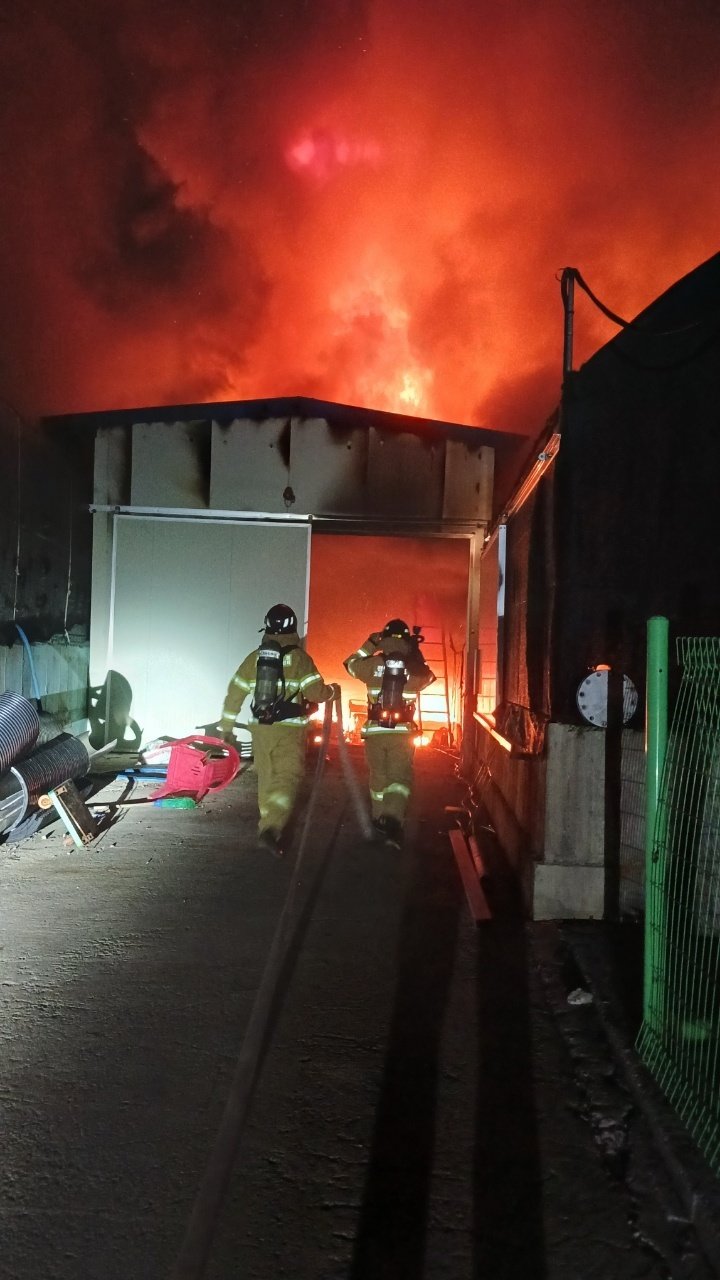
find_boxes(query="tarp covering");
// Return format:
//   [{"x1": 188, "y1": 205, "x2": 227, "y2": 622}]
[
  {"x1": 496, "y1": 252, "x2": 720, "y2": 733},
  {"x1": 552, "y1": 258, "x2": 720, "y2": 723}
]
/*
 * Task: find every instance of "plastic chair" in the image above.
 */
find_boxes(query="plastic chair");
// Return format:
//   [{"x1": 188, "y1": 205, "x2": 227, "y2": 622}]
[{"x1": 146, "y1": 735, "x2": 240, "y2": 802}]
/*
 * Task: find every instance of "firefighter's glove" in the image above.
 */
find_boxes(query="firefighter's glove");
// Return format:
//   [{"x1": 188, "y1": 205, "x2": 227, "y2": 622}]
[
  {"x1": 366, "y1": 632, "x2": 382, "y2": 650},
  {"x1": 221, "y1": 728, "x2": 235, "y2": 745},
  {"x1": 330, "y1": 683, "x2": 342, "y2": 701}
]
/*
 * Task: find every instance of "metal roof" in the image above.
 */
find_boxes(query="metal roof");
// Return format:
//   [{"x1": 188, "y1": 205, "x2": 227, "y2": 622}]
[{"x1": 47, "y1": 393, "x2": 513, "y2": 452}]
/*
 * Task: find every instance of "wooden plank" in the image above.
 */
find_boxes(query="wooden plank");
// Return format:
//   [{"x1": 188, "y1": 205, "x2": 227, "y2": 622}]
[
  {"x1": 448, "y1": 828, "x2": 492, "y2": 924},
  {"x1": 47, "y1": 780, "x2": 98, "y2": 847},
  {"x1": 468, "y1": 833, "x2": 489, "y2": 880}
]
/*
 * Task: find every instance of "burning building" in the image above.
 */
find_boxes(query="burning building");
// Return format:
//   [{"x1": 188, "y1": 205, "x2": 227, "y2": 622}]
[{"x1": 52, "y1": 396, "x2": 518, "y2": 753}]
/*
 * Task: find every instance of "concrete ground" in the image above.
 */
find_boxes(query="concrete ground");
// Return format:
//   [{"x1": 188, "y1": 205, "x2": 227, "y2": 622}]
[{"x1": 0, "y1": 747, "x2": 716, "y2": 1279}]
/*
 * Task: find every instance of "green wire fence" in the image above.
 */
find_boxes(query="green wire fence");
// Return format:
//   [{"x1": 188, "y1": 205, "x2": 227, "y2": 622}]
[{"x1": 638, "y1": 630, "x2": 720, "y2": 1175}]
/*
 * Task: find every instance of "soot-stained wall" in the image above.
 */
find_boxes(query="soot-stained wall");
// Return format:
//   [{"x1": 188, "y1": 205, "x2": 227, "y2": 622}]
[{"x1": 0, "y1": 410, "x2": 93, "y2": 645}]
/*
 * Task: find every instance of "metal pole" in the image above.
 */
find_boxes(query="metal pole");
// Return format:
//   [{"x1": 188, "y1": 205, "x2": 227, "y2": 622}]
[
  {"x1": 441, "y1": 628, "x2": 453, "y2": 745},
  {"x1": 561, "y1": 267, "x2": 575, "y2": 384},
  {"x1": 644, "y1": 615, "x2": 669, "y2": 1029},
  {"x1": 461, "y1": 529, "x2": 482, "y2": 774}
]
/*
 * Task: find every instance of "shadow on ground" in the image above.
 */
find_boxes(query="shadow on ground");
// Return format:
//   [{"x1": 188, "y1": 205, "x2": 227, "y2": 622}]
[{"x1": 350, "y1": 797, "x2": 546, "y2": 1280}]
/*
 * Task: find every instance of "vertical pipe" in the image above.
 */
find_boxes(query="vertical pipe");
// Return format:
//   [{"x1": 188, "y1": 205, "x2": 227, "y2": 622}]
[
  {"x1": 644, "y1": 615, "x2": 669, "y2": 1028},
  {"x1": 494, "y1": 522, "x2": 507, "y2": 722},
  {"x1": 603, "y1": 665, "x2": 623, "y2": 920},
  {"x1": 441, "y1": 628, "x2": 453, "y2": 744},
  {"x1": 561, "y1": 267, "x2": 575, "y2": 384},
  {"x1": 14, "y1": 624, "x2": 43, "y2": 703},
  {"x1": 302, "y1": 520, "x2": 312, "y2": 638},
  {"x1": 461, "y1": 528, "x2": 482, "y2": 774}
]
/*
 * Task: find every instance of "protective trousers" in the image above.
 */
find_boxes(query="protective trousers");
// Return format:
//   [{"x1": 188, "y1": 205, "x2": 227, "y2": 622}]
[
  {"x1": 250, "y1": 723, "x2": 307, "y2": 836},
  {"x1": 364, "y1": 732, "x2": 414, "y2": 823}
]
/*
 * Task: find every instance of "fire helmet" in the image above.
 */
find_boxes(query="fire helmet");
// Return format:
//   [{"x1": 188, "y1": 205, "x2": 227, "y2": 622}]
[
  {"x1": 264, "y1": 603, "x2": 297, "y2": 635},
  {"x1": 382, "y1": 618, "x2": 410, "y2": 640}
]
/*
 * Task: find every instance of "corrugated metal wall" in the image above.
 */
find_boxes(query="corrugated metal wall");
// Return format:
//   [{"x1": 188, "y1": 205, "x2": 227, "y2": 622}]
[
  {"x1": 0, "y1": 639, "x2": 89, "y2": 730},
  {"x1": 0, "y1": 409, "x2": 93, "y2": 646}
]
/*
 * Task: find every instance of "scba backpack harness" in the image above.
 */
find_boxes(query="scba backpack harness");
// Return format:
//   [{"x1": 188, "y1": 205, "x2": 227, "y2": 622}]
[
  {"x1": 251, "y1": 640, "x2": 309, "y2": 725},
  {"x1": 368, "y1": 652, "x2": 416, "y2": 728}
]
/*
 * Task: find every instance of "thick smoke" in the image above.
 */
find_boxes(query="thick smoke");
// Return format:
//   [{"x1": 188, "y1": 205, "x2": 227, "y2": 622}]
[{"x1": 1, "y1": 0, "x2": 719, "y2": 429}]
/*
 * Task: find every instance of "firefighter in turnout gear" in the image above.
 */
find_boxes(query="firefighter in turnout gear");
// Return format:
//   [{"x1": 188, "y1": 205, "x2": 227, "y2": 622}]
[
  {"x1": 344, "y1": 618, "x2": 435, "y2": 848},
  {"x1": 220, "y1": 604, "x2": 338, "y2": 856}
]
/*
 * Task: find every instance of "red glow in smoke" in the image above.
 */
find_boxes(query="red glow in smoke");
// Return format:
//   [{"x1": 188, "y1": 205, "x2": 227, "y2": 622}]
[
  {"x1": 1, "y1": 1, "x2": 719, "y2": 430},
  {"x1": 285, "y1": 128, "x2": 381, "y2": 181}
]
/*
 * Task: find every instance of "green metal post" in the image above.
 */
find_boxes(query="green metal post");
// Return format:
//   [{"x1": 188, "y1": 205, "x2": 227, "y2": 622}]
[{"x1": 644, "y1": 615, "x2": 669, "y2": 1028}]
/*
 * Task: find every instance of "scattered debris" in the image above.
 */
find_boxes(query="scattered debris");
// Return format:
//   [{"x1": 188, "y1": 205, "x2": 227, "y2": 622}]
[
  {"x1": 39, "y1": 780, "x2": 98, "y2": 847},
  {"x1": 567, "y1": 986, "x2": 594, "y2": 1006}
]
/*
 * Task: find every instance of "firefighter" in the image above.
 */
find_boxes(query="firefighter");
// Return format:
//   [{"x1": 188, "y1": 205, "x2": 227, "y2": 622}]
[
  {"x1": 344, "y1": 619, "x2": 435, "y2": 848},
  {"x1": 220, "y1": 603, "x2": 338, "y2": 856}
]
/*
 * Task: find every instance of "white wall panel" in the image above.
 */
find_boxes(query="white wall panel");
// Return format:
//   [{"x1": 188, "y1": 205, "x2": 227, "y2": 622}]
[{"x1": 108, "y1": 516, "x2": 310, "y2": 745}]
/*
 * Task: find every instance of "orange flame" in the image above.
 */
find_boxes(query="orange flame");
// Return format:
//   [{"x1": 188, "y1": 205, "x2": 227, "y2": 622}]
[{"x1": 1, "y1": 2, "x2": 719, "y2": 429}]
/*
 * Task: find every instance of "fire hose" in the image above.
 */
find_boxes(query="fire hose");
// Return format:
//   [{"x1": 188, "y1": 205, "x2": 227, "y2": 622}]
[{"x1": 169, "y1": 695, "x2": 371, "y2": 1280}]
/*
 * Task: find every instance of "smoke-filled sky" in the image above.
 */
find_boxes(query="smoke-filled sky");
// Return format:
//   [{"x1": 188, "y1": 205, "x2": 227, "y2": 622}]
[{"x1": 2, "y1": 0, "x2": 719, "y2": 431}]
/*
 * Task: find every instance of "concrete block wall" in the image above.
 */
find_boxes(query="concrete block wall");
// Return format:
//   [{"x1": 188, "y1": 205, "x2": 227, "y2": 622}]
[
  {"x1": 535, "y1": 724, "x2": 606, "y2": 918},
  {"x1": 470, "y1": 719, "x2": 648, "y2": 921},
  {"x1": 469, "y1": 721, "x2": 545, "y2": 912}
]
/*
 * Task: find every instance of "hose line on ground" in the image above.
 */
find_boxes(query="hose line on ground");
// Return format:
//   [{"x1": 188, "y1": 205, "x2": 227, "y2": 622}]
[
  {"x1": 334, "y1": 696, "x2": 374, "y2": 840},
  {"x1": 169, "y1": 698, "x2": 338, "y2": 1280}
]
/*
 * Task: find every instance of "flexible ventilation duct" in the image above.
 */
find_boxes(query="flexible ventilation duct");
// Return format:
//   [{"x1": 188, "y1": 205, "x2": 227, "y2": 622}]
[
  {"x1": 0, "y1": 733, "x2": 90, "y2": 834},
  {"x1": 0, "y1": 691, "x2": 40, "y2": 772}
]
